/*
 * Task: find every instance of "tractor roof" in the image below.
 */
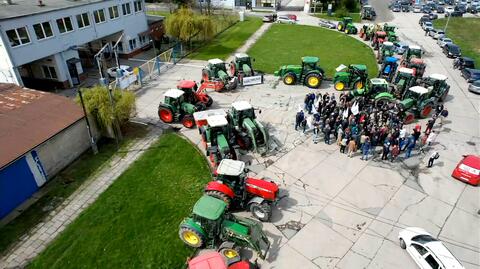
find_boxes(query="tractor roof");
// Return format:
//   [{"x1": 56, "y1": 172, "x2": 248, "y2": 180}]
[
  {"x1": 208, "y1": 58, "x2": 224, "y2": 65},
  {"x1": 351, "y1": 64, "x2": 367, "y2": 71},
  {"x1": 383, "y1": 41, "x2": 394, "y2": 47},
  {"x1": 429, "y1": 74, "x2": 447, "y2": 81},
  {"x1": 232, "y1": 101, "x2": 252, "y2": 111},
  {"x1": 364, "y1": 5, "x2": 372, "y2": 8},
  {"x1": 410, "y1": 58, "x2": 425, "y2": 64},
  {"x1": 409, "y1": 45, "x2": 421, "y2": 51},
  {"x1": 217, "y1": 159, "x2": 245, "y2": 176},
  {"x1": 376, "y1": 31, "x2": 386, "y2": 35},
  {"x1": 370, "y1": 78, "x2": 388, "y2": 85},
  {"x1": 399, "y1": 67, "x2": 414, "y2": 75},
  {"x1": 207, "y1": 115, "x2": 228, "y2": 127},
  {"x1": 188, "y1": 251, "x2": 227, "y2": 269},
  {"x1": 164, "y1": 89, "x2": 184, "y2": 98},
  {"x1": 302, "y1": 56, "x2": 319, "y2": 64},
  {"x1": 343, "y1": 17, "x2": 352, "y2": 20},
  {"x1": 177, "y1": 80, "x2": 196, "y2": 89},
  {"x1": 235, "y1": 53, "x2": 249, "y2": 58},
  {"x1": 386, "y1": 56, "x2": 398, "y2": 63},
  {"x1": 193, "y1": 195, "x2": 227, "y2": 221},
  {"x1": 409, "y1": 86, "x2": 429, "y2": 95}
]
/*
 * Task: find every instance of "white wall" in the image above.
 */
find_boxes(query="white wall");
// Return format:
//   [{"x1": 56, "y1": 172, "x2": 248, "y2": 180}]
[{"x1": 0, "y1": 34, "x2": 20, "y2": 84}]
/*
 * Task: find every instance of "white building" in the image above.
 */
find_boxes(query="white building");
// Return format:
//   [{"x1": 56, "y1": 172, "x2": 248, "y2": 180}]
[
  {"x1": 0, "y1": 0, "x2": 151, "y2": 89},
  {"x1": 199, "y1": 0, "x2": 276, "y2": 10}
]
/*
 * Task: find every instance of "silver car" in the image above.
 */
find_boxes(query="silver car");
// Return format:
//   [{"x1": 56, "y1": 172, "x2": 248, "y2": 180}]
[
  {"x1": 437, "y1": 37, "x2": 452, "y2": 47},
  {"x1": 468, "y1": 80, "x2": 480, "y2": 93}
]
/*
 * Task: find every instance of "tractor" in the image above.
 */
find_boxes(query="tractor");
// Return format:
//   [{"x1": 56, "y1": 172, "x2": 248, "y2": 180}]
[
  {"x1": 349, "y1": 78, "x2": 390, "y2": 99},
  {"x1": 383, "y1": 24, "x2": 396, "y2": 35},
  {"x1": 187, "y1": 249, "x2": 259, "y2": 269},
  {"x1": 178, "y1": 195, "x2": 270, "y2": 259},
  {"x1": 371, "y1": 31, "x2": 387, "y2": 50},
  {"x1": 395, "y1": 86, "x2": 445, "y2": 124},
  {"x1": 205, "y1": 159, "x2": 279, "y2": 222},
  {"x1": 337, "y1": 17, "x2": 358, "y2": 34},
  {"x1": 363, "y1": 24, "x2": 382, "y2": 41},
  {"x1": 377, "y1": 41, "x2": 396, "y2": 64},
  {"x1": 201, "y1": 59, "x2": 238, "y2": 92},
  {"x1": 419, "y1": 73, "x2": 450, "y2": 103},
  {"x1": 378, "y1": 56, "x2": 399, "y2": 82},
  {"x1": 359, "y1": 24, "x2": 370, "y2": 39},
  {"x1": 361, "y1": 5, "x2": 376, "y2": 20},
  {"x1": 229, "y1": 53, "x2": 263, "y2": 86},
  {"x1": 200, "y1": 115, "x2": 240, "y2": 167},
  {"x1": 158, "y1": 89, "x2": 204, "y2": 128},
  {"x1": 227, "y1": 101, "x2": 268, "y2": 154},
  {"x1": 333, "y1": 64, "x2": 368, "y2": 91},
  {"x1": 386, "y1": 31, "x2": 399, "y2": 45},
  {"x1": 177, "y1": 80, "x2": 213, "y2": 108},
  {"x1": 274, "y1": 56, "x2": 325, "y2": 89},
  {"x1": 391, "y1": 67, "x2": 417, "y2": 99},
  {"x1": 400, "y1": 45, "x2": 422, "y2": 66},
  {"x1": 406, "y1": 58, "x2": 426, "y2": 80}
]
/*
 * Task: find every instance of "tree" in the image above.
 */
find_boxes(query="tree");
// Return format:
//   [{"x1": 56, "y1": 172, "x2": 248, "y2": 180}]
[
  {"x1": 165, "y1": 7, "x2": 215, "y2": 43},
  {"x1": 76, "y1": 85, "x2": 136, "y2": 132},
  {"x1": 342, "y1": 0, "x2": 357, "y2": 11}
]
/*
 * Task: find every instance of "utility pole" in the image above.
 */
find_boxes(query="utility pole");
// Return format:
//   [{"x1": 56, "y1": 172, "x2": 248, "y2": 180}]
[
  {"x1": 443, "y1": 13, "x2": 451, "y2": 34},
  {"x1": 78, "y1": 89, "x2": 99, "y2": 154}
]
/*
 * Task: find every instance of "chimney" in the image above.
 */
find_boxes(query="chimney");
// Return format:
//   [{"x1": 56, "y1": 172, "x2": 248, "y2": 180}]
[{"x1": 38, "y1": 0, "x2": 45, "y2": 6}]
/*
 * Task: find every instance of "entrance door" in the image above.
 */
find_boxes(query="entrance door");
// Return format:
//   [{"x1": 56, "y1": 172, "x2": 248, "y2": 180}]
[{"x1": 67, "y1": 60, "x2": 80, "y2": 85}]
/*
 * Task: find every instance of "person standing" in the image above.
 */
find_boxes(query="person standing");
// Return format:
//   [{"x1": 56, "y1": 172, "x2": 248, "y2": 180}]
[
  {"x1": 390, "y1": 144, "x2": 400, "y2": 162},
  {"x1": 361, "y1": 137, "x2": 371, "y2": 160},
  {"x1": 425, "y1": 119, "x2": 435, "y2": 135},
  {"x1": 295, "y1": 110, "x2": 304, "y2": 131},
  {"x1": 324, "y1": 123, "x2": 331, "y2": 145},
  {"x1": 340, "y1": 137, "x2": 347, "y2": 153},
  {"x1": 382, "y1": 140, "x2": 391, "y2": 160},
  {"x1": 405, "y1": 134, "x2": 415, "y2": 158},
  {"x1": 439, "y1": 108, "x2": 448, "y2": 126},
  {"x1": 428, "y1": 151, "x2": 440, "y2": 168},
  {"x1": 312, "y1": 116, "x2": 320, "y2": 143},
  {"x1": 426, "y1": 130, "x2": 437, "y2": 146},
  {"x1": 347, "y1": 139, "x2": 357, "y2": 158}
]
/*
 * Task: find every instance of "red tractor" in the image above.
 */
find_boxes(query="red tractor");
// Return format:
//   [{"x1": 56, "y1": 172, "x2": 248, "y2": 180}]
[
  {"x1": 405, "y1": 58, "x2": 426, "y2": 80},
  {"x1": 177, "y1": 80, "x2": 213, "y2": 107},
  {"x1": 205, "y1": 159, "x2": 279, "y2": 222},
  {"x1": 188, "y1": 248, "x2": 258, "y2": 269},
  {"x1": 371, "y1": 31, "x2": 387, "y2": 50}
]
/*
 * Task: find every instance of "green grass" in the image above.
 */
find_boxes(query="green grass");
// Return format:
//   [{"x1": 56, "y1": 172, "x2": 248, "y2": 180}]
[
  {"x1": 0, "y1": 123, "x2": 148, "y2": 255},
  {"x1": 247, "y1": 24, "x2": 378, "y2": 78},
  {"x1": 314, "y1": 13, "x2": 361, "y2": 23},
  {"x1": 189, "y1": 17, "x2": 263, "y2": 60},
  {"x1": 433, "y1": 18, "x2": 480, "y2": 64},
  {"x1": 28, "y1": 133, "x2": 211, "y2": 269},
  {"x1": 147, "y1": 10, "x2": 173, "y2": 19}
]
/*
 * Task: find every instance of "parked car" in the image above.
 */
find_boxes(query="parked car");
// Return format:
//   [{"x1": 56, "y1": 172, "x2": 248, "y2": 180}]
[
  {"x1": 401, "y1": 2, "x2": 411, "y2": 11},
  {"x1": 285, "y1": 14, "x2": 297, "y2": 21},
  {"x1": 454, "y1": 56, "x2": 475, "y2": 70},
  {"x1": 107, "y1": 65, "x2": 133, "y2": 78},
  {"x1": 433, "y1": 29, "x2": 445, "y2": 39},
  {"x1": 422, "y1": 5, "x2": 433, "y2": 12},
  {"x1": 419, "y1": 15, "x2": 431, "y2": 24},
  {"x1": 429, "y1": 12, "x2": 439, "y2": 19},
  {"x1": 395, "y1": 42, "x2": 410, "y2": 54},
  {"x1": 436, "y1": 5, "x2": 445, "y2": 12},
  {"x1": 445, "y1": 6, "x2": 455, "y2": 13},
  {"x1": 392, "y1": 4, "x2": 401, "y2": 11},
  {"x1": 318, "y1": 19, "x2": 336, "y2": 29},
  {"x1": 468, "y1": 80, "x2": 480, "y2": 94},
  {"x1": 446, "y1": 9, "x2": 464, "y2": 15},
  {"x1": 443, "y1": 43, "x2": 461, "y2": 58},
  {"x1": 461, "y1": 68, "x2": 480, "y2": 82},
  {"x1": 467, "y1": 4, "x2": 479, "y2": 12},
  {"x1": 437, "y1": 0, "x2": 445, "y2": 5},
  {"x1": 437, "y1": 36, "x2": 452, "y2": 47},
  {"x1": 445, "y1": 0, "x2": 454, "y2": 4},
  {"x1": 422, "y1": 21, "x2": 433, "y2": 30},
  {"x1": 455, "y1": 4, "x2": 467, "y2": 12},
  {"x1": 262, "y1": 14, "x2": 276, "y2": 23},
  {"x1": 276, "y1": 16, "x2": 296, "y2": 24},
  {"x1": 428, "y1": 28, "x2": 439, "y2": 37},
  {"x1": 413, "y1": 4, "x2": 422, "y2": 12},
  {"x1": 398, "y1": 227, "x2": 465, "y2": 269},
  {"x1": 451, "y1": 155, "x2": 480, "y2": 185}
]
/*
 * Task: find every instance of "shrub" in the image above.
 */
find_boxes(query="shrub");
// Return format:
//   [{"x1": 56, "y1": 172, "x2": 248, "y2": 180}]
[{"x1": 335, "y1": 6, "x2": 349, "y2": 18}]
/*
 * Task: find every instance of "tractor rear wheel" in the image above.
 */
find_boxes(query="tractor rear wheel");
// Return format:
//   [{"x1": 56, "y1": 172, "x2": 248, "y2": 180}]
[
  {"x1": 205, "y1": 190, "x2": 232, "y2": 207},
  {"x1": 420, "y1": 104, "x2": 433, "y2": 118},
  {"x1": 195, "y1": 102, "x2": 206, "y2": 112},
  {"x1": 334, "y1": 81, "x2": 346, "y2": 91},
  {"x1": 179, "y1": 226, "x2": 204, "y2": 248},
  {"x1": 249, "y1": 202, "x2": 272, "y2": 222},
  {"x1": 283, "y1": 73, "x2": 296, "y2": 85},
  {"x1": 182, "y1": 115, "x2": 195, "y2": 128},
  {"x1": 305, "y1": 73, "x2": 322, "y2": 89},
  {"x1": 206, "y1": 96, "x2": 213, "y2": 107},
  {"x1": 158, "y1": 106, "x2": 174, "y2": 123},
  {"x1": 354, "y1": 81, "x2": 364, "y2": 90},
  {"x1": 404, "y1": 112, "x2": 415, "y2": 124}
]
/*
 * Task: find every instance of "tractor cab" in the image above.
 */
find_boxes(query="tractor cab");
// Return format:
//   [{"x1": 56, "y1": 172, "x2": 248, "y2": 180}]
[
  {"x1": 230, "y1": 101, "x2": 255, "y2": 127},
  {"x1": 232, "y1": 53, "x2": 253, "y2": 76},
  {"x1": 368, "y1": 78, "x2": 389, "y2": 95},
  {"x1": 403, "y1": 45, "x2": 422, "y2": 63},
  {"x1": 403, "y1": 86, "x2": 430, "y2": 103},
  {"x1": 342, "y1": 17, "x2": 353, "y2": 25},
  {"x1": 229, "y1": 101, "x2": 268, "y2": 153},
  {"x1": 208, "y1": 59, "x2": 228, "y2": 78},
  {"x1": 383, "y1": 24, "x2": 396, "y2": 34},
  {"x1": 301, "y1": 56, "x2": 320, "y2": 72},
  {"x1": 349, "y1": 64, "x2": 368, "y2": 78},
  {"x1": 394, "y1": 67, "x2": 416, "y2": 98},
  {"x1": 215, "y1": 159, "x2": 247, "y2": 195},
  {"x1": 379, "y1": 56, "x2": 399, "y2": 81},
  {"x1": 337, "y1": 17, "x2": 357, "y2": 34},
  {"x1": 421, "y1": 73, "x2": 450, "y2": 100},
  {"x1": 177, "y1": 80, "x2": 198, "y2": 103},
  {"x1": 407, "y1": 58, "x2": 426, "y2": 78},
  {"x1": 206, "y1": 115, "x2": 232, "y2": 150},
  {"x1": 381, "y1": 41, "x2": 395, "y2": 56},
  {"x1": 190, "y1": 195, "x2": 228, "y2": 241},
  {"x1": 164, "y1": 89, "x2": 186, "y2": 110},
  {"x1": 387, "y1": 32, "x2": 398, "y2": 43}
]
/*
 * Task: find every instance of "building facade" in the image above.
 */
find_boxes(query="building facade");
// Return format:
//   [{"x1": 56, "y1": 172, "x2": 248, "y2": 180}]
[{"x1": 0, "y1": 0, "x2": 150, "y2": 89}]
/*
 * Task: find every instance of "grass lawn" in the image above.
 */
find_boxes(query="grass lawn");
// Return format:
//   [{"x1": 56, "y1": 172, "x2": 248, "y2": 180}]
[
  {"x1": 433, "y1": 18, "x2": 480, "y2": 64},
  {"x1": 189, "y1": 17, "x2": 263, "y2": 60},
  {"x1": 28, "y1": 133, "x2": 211, "y2": 269},
  {"x1": 0, "y1": 123, "x2": 147, "y2": 255},
  {"x1": 314, "y1": 13, "x2": 361, "y2": 23},
  {"x1": 147, "y1": 10, "x2": 172, "y2": 19},
  {"x1": 247, "y1": 24, "x2": 378, "y2": 78}
]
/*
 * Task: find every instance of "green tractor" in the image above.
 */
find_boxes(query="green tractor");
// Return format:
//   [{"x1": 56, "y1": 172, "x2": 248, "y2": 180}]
[
  {"x1": 337, "y1": 17, "x2": 358, "y2": 34},
  {"x1": 350, "y1": 78, "x2": 390, "y2": 98},
  {"x1": 377, "y1": 41, "x2": 396, "y2": 64},
  {"x1": 200, "y1": 115, "x2": 240, "y2": 167},
  {"x1": 229, "y1": 53, "x2": 264, "y2": 86},
  {"x1": 400, "y1": 45, "x2": 422, "y2": 66},
  {"x1": 228, "y1": 101, "x2": 268, "y2": 154},
  {"x1": 395, "y1": 86, "x2": 443, "y2": 124},
  {"x1": 274, "y1": 56, "x2": 325, "y2": 89},
  {"x1": 361, "y1": 5, "x2": 376, "y2": 20},
  {"x1": 383, "y1": 23, "x2": 396, "y2": 35},
  {"x1": 201, "y1": 58, "x2": 238, "y2": 92},
  {"x1": 386, "y1": 32, "x2": 399, "y2": 45},
  {"x1": 391, "y1": 67, "x2": 417, "y2": 99},
  {"x1": 179, "y1": 195, "x2": 270, "y2": 259},
  {"x1": 333, "y1": 64, "x2": 368, "y2": 91},
  {"x1": 158, "y1": 89, "x2": 205, "y2": 128},
  {"x1": 420, "y1": 73, "x2": 450, "y2": 103}
]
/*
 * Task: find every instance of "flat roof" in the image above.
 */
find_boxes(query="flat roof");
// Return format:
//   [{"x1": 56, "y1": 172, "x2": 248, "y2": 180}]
[
  {"x1": 0, "y1": 0, "x2": 104, "y2": 21},
  {"x1": 399, "y1": 67, "x2": 414, "y2": 75},
  {"x1": 207, "y1": 115, "x2": 228, "y2": 127},
  {"x1": 409, "y1": 86, "x2": 429, "y2": 94},
  {"x1": 208, "y1": 59, "x2": 224, "y2": 65},
  {"x1": 429, "y1": 74, "x2": 447, "y2": 81},
  {"x1": 217, "y1": 159, "x2": 245, "y2": 176},
  {"x1": 231, "y1": 101, "x2": 252, "y2": 111},
  {"x1": 0, "y1": 83, "x2": 83, "y2": 169},
  {"x1": 164, "y1": 89, "x2": 184, "y2": 98},
  {"x1": 235, "y1": 53, "x2": 249, "y2": 58}
]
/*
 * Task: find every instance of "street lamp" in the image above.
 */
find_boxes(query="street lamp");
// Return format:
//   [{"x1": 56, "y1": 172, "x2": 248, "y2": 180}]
[{"x1": 443, "y1": 12, "x2": 451, "y2": 34}]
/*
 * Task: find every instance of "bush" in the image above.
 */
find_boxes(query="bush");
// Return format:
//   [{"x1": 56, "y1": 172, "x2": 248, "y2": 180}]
[
  {"x1": 342, "y1": 0, "x2": 358, "y2": 12},
  {"x1": 335, "y1": 6, "x2": 349, "y2": 18},
  {"x1": 77, "y1": 85, "x2": 136, "y2": 131}
]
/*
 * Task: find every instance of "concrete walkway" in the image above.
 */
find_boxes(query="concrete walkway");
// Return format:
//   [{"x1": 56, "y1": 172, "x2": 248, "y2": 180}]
[
  {"x1": 0, "y1": 126, "x2": 162, "y2": 269},
  {"x1": 226, "y1": 22, "x2": 272, "y2": 62}
]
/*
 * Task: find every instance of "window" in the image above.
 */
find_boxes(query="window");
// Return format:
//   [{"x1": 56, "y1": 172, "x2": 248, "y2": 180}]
[
  {"x1": 134, "y1": 0, "x2": 143, "y2": 12},
  {"x1": 122, "y1": 3, "x2": 131, "y2": 15},
  {"x1": 56, "y1": 17, "x2": 73, "y2": 33},
  {"x1": 93, "y1": 9, "x2": 106, "y2": 23},
  {"x1": 412, "y1": 244, "x2": 428, "y2": 256},
  {"x1": 108, "y1": 6, "x2": 119, "y2": 19},
  {"x1": 5, "y1": 27, "x2": 30, "y2": 47},
  {"x1": 424, "y1": 255, "x2": 439, "y2": 269},
  {"x1": 76, "y1": 13, "x2": 90, "y2": 28},
  {"x1": 139, "y1": 35, "x2": 147, "y2": 44},
  {"x1": 129, "y1": 38, "x2": 137, "y2": 50},
  {"x1": 42, "y1": 66, "x2": 57, "y2": 79},
  {"x1": 33, "y1": 22, "x2": 53, "y2": 40}
]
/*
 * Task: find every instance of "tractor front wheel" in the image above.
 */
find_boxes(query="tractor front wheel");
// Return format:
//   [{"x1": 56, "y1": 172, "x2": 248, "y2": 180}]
[
  {"x1": 158, "y1": 107, "x2": 174, "y2": 123},
  {"x1": 334, "y1": 81, "x2": 346, "y2": 91},
  {"x1": 179, "y1": 226, "x2": 204, "y2": 248},
  {"x1": 404, "y1": 112, "x2": 415, "y2": 124},
  {"x1": 283, "y1": 73, "x2": 296, "y2": 85},
  {"x1": 182, "y1": 115, "x2": 195, "y2": 128},
  {"x1": 205, "y1": 190, "x2": 232, "y2": 207},
  {"x1": 250, "y1": 202, "x2": 272, "y2": 222},
  {"x1": 420, "y1": 104, "x2": 433, "y2": 118},
  {"x1": 305, "y1": 73, "x2": 322, "y2": 89}
]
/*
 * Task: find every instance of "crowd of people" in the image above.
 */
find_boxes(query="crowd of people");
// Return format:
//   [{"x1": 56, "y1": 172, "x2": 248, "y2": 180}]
[{"x1": 294, "y1": 92, "x2": 448, "y2": 164}]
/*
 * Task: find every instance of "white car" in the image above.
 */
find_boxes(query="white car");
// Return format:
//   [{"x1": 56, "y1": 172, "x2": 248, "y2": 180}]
[
  {"x1": 437, "y1": 37, "x2": 453, "y2": 47},
  {"x1": 398, "y1": 227, "x2": 465, "y2": 269},
  {"x1": 445, "y1": 6, "x2": 455, "y2": 13},
  {"x1": 422, "y1": 21, "x2": 433, "y2": 30},
  {"x1": 433, "y1": 30, "x2": 445, "y2": 39},
  {"x1": 276, "y1": 16, "x2": 296, "y2": 24},
  {"x1": 414, "y1": 5, "x2": 422, "y2": 12},
  {"x1": 107, "y1": 65, "x2": 133, "y2": 78}
]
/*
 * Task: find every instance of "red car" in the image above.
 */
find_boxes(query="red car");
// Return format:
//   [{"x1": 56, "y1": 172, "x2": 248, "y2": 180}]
[
  {"x1": 286, "y1": 14, "x2": 297, "y2": 21},
  {"x1": 451, "y1": 155, "x2": 480, "y2": 186}
]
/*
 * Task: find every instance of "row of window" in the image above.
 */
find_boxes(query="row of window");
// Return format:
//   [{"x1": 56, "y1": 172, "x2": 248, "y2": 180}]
[{"x1": 5, "y1": 0, "x2": 143, "y2": 48}]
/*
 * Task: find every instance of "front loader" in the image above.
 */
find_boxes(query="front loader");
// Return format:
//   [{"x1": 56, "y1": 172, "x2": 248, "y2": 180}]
[
  {"x1": 200, "y1": 115, "x2": 240, "y2": 168},
  {"x1": 229, "y1": 53, "x2": 264, "y2": 86},
  {"x1": 201, "y1": 59, "x2": 238, "y2": 92}
]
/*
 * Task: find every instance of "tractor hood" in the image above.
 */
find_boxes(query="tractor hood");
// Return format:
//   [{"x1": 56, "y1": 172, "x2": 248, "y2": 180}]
[
  {"x1": 242, "y1": 117, "x2": 257, "y2": 131},
  {"x1": 399, "y1": 98, "x2": 415, "y2": 110},
  {"x1": 246, "y1": 178, "x2": 279, "y2": 201},
  {"x1": 216, "y1": 134, "x2": 230, "y2": 153},
  {"x1": 274, "y1": 65, "x2": 301, "y2": 76},
  {"x1": 182, "y1": 103, "x2": 197, "y2": 114},
  {"x1": 227, "y1": 216, "x2": 271, "y2": 259},
  {"x1": 333, "y1": 71, "x2": 349, "y2": 80}
]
